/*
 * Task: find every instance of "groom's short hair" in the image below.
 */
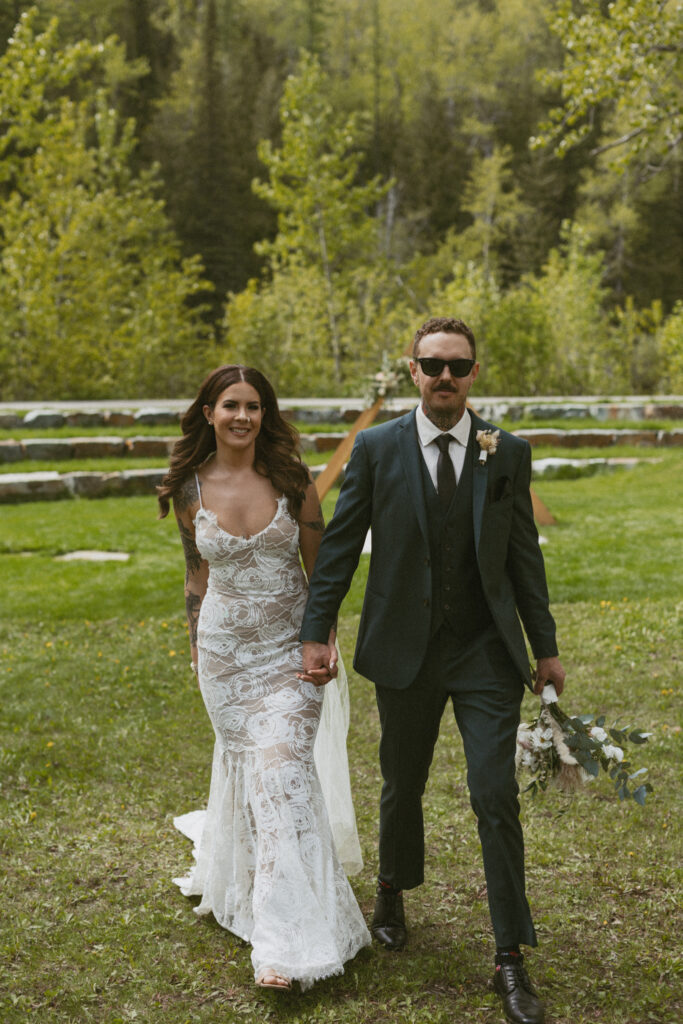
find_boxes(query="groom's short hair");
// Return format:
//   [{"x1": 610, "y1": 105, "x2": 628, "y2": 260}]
[{"x1": 412, "y1": 317, "x2": 476, "y2": 359}]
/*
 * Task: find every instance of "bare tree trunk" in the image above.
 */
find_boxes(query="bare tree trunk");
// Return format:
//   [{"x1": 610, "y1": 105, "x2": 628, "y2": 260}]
[{"x1": 315, "y1": 203, "x2": 342, "y2": 384}]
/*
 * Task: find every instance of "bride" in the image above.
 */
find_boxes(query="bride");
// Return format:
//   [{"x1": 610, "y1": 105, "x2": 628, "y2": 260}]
[{"x1": 157, "y1": 364, "x2": 370, "y2": 991}]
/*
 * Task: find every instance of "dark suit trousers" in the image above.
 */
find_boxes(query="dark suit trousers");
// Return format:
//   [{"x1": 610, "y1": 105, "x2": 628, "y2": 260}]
[{"x1": 375, "y1": 624, "x2": 537, "y2": 948}]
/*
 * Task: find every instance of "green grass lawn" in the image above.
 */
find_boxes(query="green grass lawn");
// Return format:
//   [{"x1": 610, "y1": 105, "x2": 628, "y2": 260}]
[
  {"x1": 1, "y1": 455, "x2": 681, "y2": 1023},
  {"x1": 0, "y1": 423, "x2": 182, "y2": 441},
  {"x1": 0, "y1": 451, "x2": 333, "y2": 476},
  {"x1": 0, "y1": 458, "x2": 172, "y2": 476}
]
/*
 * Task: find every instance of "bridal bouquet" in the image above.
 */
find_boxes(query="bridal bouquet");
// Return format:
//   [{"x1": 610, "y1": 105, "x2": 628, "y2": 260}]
[{"x1": 516, "y1": 685, "x2": 653, "y2": 804}]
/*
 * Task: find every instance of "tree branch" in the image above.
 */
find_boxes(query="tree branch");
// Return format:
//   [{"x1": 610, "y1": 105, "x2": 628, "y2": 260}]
[{"x1": 589, "y1": 126, "x2": 647, "y2": 158}]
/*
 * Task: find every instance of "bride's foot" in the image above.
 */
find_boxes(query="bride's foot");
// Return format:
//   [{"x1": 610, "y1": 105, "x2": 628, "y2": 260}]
[{"x1": 255, "y1": 967, "x2": 292, "y2": 991}]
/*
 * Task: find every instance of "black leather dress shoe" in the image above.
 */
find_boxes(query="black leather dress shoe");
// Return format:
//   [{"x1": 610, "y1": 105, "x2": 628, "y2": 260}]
[
  {"x1": 493, "y1": 959, "x2": 545, "y2": 1024},
  {"x1": 371, "y1": 884, "x2": 406, "y2": 950}
]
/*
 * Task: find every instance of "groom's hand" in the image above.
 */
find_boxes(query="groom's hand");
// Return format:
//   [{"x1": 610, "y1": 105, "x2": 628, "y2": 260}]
[
  {"x1": 299, "y1": 641, "x2": 338, "y2": 687},
  {"x1": 533, "y1": 655, "x2": 566, "y2": 696}
]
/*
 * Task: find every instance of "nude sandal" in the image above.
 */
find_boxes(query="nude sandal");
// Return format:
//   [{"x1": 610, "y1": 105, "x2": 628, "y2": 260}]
[{"x1": 255, "y1": 967, "x2": 292, "y2": 991}]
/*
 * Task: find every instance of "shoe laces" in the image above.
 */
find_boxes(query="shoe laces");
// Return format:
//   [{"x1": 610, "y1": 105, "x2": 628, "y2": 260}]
[{"x1": 498, "y1": 960, "x2": 535, "y2": 995}]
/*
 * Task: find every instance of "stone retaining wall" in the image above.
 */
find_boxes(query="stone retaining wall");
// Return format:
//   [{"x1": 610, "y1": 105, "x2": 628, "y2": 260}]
[
  {"x1": 0, "y1": 469, "x2": 169, "y2": 502},
  {"x1": 0, "y1": 397, "x2": 682, "y2": 431},
  {"x1": 0, "y1": 436, "x2": 177, "y2": 463},
  {"x1": 1, "y1": 428, "x2": 681, "y2": 464},
  {"x1": 0, "y1": 456, "x2": 665, "y2": 503}
]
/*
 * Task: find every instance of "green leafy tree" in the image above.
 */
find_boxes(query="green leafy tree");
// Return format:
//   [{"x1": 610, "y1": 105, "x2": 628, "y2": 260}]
[
  {"x1": 534, "y1": 0, "x2": 683, "y2": 173},
  {"x1": 427, "y1": 260, "x2": 554, "y2": 396},
  {"x1": 457, "y1": 145, "x2": 534, "y2": 282},
  {"x1": 657, "y1": 301, "x2": 683, "y2": 392},
  {"x1": 146, "y1": 0, "x2": 283, "y2": 308},
  {"x1": 0, "y1": 9, "x2": 215, "y2": 400},
  {"x1": 428, "y1": 224, "x2": 625, "y2": 395},
  {"x1": 525, "y1": 223, "x2": 621, "y2": 393},
  {"x1": 225, "y1": 53, "x2": 406, "y2": 393},
  {"x1": 534, "y1": 0, "x2": 683, "y2": 312}
]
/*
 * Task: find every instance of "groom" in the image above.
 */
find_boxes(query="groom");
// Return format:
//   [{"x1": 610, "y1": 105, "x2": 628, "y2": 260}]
[{"x1": 300, "y1": 316, "x2": 565, "y2": 1024}]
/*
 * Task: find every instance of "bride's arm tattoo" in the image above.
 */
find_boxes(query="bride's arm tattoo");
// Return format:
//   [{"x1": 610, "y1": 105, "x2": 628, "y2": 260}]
[
  {"x1": 185, "y1": 590, "x2": 202, "y2": 646},
  {"x1": 174, "y1": 476, "x2": 199, "y2": 514},
  {"x1": 301, "y1": 509, "x2": 325, "y2": 533},
  {"x1": 178, "y1": 519, "x2": 203, "y2": 579}
]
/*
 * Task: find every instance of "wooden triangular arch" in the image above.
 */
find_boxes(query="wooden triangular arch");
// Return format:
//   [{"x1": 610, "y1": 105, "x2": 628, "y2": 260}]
[{"x1": 314, "y1": 387, "x2": 555, "y2": 525}]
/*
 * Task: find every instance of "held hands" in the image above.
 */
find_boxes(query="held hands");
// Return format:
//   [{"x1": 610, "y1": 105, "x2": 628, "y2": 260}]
[
  {"x1": 299, "y1": 634, "x2": 338, "y2": 687},
  {"x1": 533, "y1": 655, "x2": 566, "y2": 696}
]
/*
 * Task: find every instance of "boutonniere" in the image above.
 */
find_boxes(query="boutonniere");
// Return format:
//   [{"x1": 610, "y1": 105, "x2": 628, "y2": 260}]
[{"x1": 476, "y1": 429, "x2": 500, "y2": 465}]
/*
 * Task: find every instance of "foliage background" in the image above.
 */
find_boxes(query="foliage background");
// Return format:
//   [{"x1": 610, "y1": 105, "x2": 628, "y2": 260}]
[{"x1": 0, "y1": 0, "x2": 681, "y2": 399}]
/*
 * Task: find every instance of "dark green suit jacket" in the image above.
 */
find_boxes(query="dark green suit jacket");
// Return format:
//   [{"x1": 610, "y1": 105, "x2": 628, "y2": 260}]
[{"x1": 300, "y1": 409, "x2": 558, "y2": 690}]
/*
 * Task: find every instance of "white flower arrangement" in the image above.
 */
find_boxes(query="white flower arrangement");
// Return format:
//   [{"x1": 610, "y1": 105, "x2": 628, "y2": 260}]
[
  {"x1": 516, "y1": 684, "x2": 653, "y2": 804},
  {"x1": 476, "y1": 428, "x2": 500, "y2": 465},
  {"x1": 365, "y1": 353, "x2": 413, "y2": 402}
]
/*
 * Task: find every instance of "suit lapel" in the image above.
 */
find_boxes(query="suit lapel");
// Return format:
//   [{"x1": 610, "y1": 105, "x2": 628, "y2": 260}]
[
  {"x1": 470, "y1": 413, "x2": 489, "y2": 555},
  {"x1": 397, "y1": 411, "x2": 429, "y2": 545}
]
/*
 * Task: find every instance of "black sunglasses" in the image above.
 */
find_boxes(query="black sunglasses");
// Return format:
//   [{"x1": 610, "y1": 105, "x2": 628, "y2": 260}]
[{"x1": 416, "y1": 357, "x2": 475, "y2": 378}]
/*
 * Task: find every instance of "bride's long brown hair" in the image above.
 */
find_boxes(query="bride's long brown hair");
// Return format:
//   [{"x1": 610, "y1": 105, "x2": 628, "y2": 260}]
[{"x1": 157, "y1": 365, "x2": 309, "y2": 519}]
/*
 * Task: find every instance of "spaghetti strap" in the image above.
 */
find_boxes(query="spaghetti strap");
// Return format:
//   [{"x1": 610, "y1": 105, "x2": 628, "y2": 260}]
[{"x1": 194, "y1": 472, "x2": 203, "y2": 509}]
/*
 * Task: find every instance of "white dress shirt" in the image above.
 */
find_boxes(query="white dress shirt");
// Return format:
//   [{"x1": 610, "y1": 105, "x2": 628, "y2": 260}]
[{"x1": 415, "y1": 404, "x2": 471, "y2": 488}]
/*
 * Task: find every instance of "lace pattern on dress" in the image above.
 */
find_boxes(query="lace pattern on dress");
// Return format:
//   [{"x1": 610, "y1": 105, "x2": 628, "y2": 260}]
[{"x1": 173, "y1": 496, "x2": 369, "y2": 988}]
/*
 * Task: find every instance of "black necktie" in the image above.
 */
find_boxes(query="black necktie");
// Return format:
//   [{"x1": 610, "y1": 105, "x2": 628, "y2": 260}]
[{"x1": 435, "y1": 433, "x2": 456, "y2": 510}]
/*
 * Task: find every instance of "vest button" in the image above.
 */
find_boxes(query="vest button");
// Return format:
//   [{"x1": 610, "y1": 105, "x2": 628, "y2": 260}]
[{"x1": 444, "y1": 603, "x2": 451, "y2": 610}]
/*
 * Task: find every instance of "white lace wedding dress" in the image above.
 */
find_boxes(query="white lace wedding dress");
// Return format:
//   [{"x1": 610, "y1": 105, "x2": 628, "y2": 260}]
[{"x1": 173, "y1": 489, "x2": 370, "y2": 989}]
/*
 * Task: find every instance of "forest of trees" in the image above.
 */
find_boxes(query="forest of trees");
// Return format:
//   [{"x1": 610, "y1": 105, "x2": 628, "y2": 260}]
[{"x1": 0, "y1": 0, "x2": 681, "y2": 399}]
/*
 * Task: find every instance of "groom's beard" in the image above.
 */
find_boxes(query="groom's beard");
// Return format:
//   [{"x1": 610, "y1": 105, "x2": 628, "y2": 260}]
[{"x1": 421, "y1": 392, "x2": 466, "y2": 431}]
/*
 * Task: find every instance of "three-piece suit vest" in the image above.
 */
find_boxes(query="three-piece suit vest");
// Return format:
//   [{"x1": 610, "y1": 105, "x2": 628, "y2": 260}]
[{"x1": 418, "y1": 430, "x2": 494, "y2": 645}]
